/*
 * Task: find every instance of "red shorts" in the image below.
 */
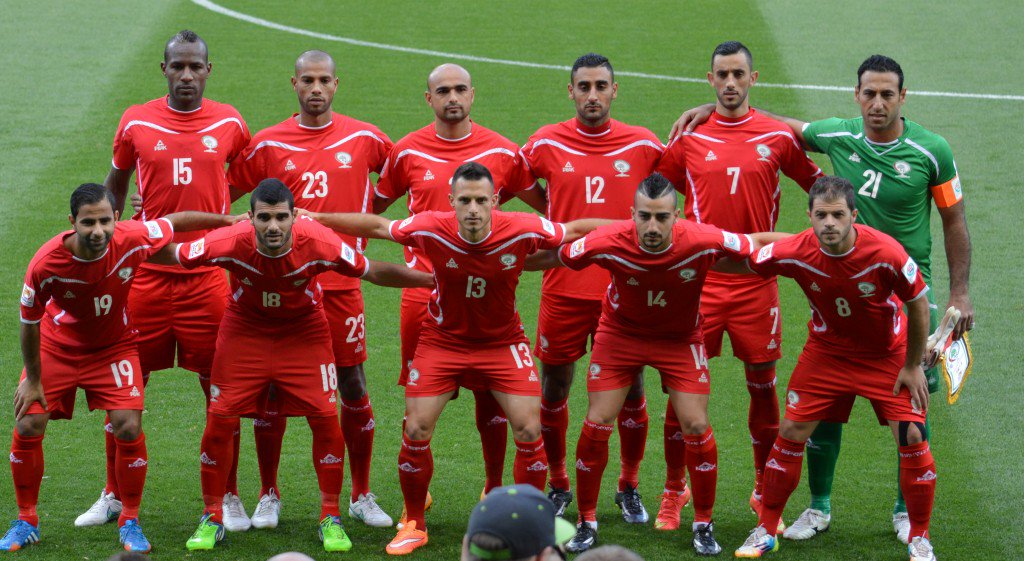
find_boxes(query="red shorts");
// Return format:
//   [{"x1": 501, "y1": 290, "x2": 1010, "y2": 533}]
[
  {"x1": 323, "y1": 288, "x2": 367, "y2": 368},
  {"x1": 398, "y1": 292, "x2": 430, "y2": 386},
  {"x1": 209, "y1": 309, "x2": 338, "y2": 418},
  {"x1": 24, "y1": 338, "x2": 145, "y2": 420},
  {"x1": 587, "y1": 329, "x2": 711, "y2": 394},
  {"x1": 406, "y1": 332, "x2": 541, "y2": 398},
  {"x1": 129, "y1": 267, "x2": 228, "y2": 374},
  {"x1": 701, "y1": 275, "x2": 781, "y2": 363},
  {"x1": 783, "y1": 349, "x2": 926, "y2": 425},
  {"x1": 534, "y1": 294, "x2": 602, "y2": 365}
]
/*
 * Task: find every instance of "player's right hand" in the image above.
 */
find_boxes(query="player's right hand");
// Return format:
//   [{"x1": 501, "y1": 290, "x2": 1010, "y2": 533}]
[
  {"x1": 13, "y1": 379, "x2": 46, "y2": 421},
  {"x1": 893, "y1": 365, "x2": 929, "y2": 414},
  {"x1": 130, "y1": 191, "x2": 144, "y2": 214},
  {"x1": 668, "y1": 103, "x2": 716, "y2": 140}
]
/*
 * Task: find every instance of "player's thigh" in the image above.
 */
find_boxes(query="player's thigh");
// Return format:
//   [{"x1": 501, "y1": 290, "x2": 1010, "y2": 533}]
[
  {"x1": 78, "y1": 340, "x2": 146, "y2": 415},
  {"x1": 852, "y1": 353, "x2": 928, "y2": 426},
  {"x1": 270, "y1": 314, "x2": 339, "y2": 418},
  {"x1": 324, "y1": 288, "x2": 367, "y2": 368},
  {"x1": 471, "y1": 340, "x2": 541, "y2": 401},
  {"x1": 208, "y1": 316, "x2": 273, "y2": 417},
  {"x1": 666, "y1": 389, "x2": 711, "y2": 431},
  {"x1": 25, "y1": 342, "x2": 83, "y2": 420},
  {"x1": 399, "y1": 295, "x2": 430, "y2": 385},
  {"x1": 405, "y1": 336, "x2": 464, "y2": 399},
  {"x1": 129, "y1": 269, "x2": 176, "y2": 373},
  {"x1": 405, "y1": 393, "x2": 454, "y2": 439},
  {"x1": 783, "y1": 351, "x2": 857, "y2": 424},
  {"x1": 172, "y1": 270, "x2": 229, "y2": 373},
  {"x1": 698, "y1": 289, "x2": 729, "y2": 359},
  {"x1": 534, "y1": 294, "x2": 602, "y2": 366},
  {"x1": 724, "y1": 283, "x2": 782, "y2": 364},
  {"x1": 586, "y1": 330, "x2": 646, "y2": 394}
]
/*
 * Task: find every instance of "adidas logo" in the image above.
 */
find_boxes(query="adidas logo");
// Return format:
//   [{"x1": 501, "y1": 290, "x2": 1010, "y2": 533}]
[
  {"x1": 423, "y1": 170, "x2": 435, "y2": 181},
  {"x1": 562, "y1": 161, "x2": 575, "y2": 173},
  {"x1": 285, "y1": 159, "x2": 296, "y2": 171},
  {"x1": 627, "y1": 277, "x2": 639, "y2": 286},
  {"x1": 767, "y1": 340, "x2": 778, "y2": 350},
  {"x1": 916, "y1": 470, "x2": 937, "y2": 482},
  {"x1": 154, "y1": 140, "x2": 167, "y2": 151},
  {"x1": 621, "y1": 418, "x2": 646, "y2": 429},
  {"x1": 698, "y1": 373, "x2": 709, "y2": 383},
  {"x1": 9, "y1": 453, "x2": 22, "y2": 464},
  {"x1": 765, "y1": 458, "x2": 785, "y2": 472},
  {"x1": 446, "y1": 258, "x2": 458, "y2": 269},
  {"x1": 705, "y1": 150, "x2": 717, "y2": 161},
  {"x1": 200, "y1": 452, "x2": 217, "y2": 466},
  {"x1": 487, "y1": 416, "x2": 507, "y2": 426},
  {"x1": 849, "y1": 152, "x2": 861, "y2": 163},
  {"x1": 319, "y1": 454, "x2": 343, "y2": 465},
  {"x1": 128, "y1": 458, "x2": 148, "y2": 468},
  {"x1": 810, "y1": 282, "x2": 821, "y2": 292},
  {"x1": 575, "y1": 459, "x2": 591, "y2": 472},
  {"x1": 527, "y1": 461, "x2": 548, "y2": 472},
  {"x1": 399, "y1": 462, "x2": 422, "y2": 473},
  {"x1": 129, "y1": 386, "x2": 141, "y2": 397},
  {"x1": 695, "y1": 462, "x2": 716, "y2": 472},
  {"x1": 361, "y1": 419, "x2": 376, "y2": 432}
]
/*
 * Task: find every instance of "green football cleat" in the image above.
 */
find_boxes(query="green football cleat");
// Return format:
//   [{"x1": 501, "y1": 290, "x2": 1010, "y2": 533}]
[
  {"x1": 319, "y1": 515, "x2": 353, "y2": 552},
  {"x1": 185, "y1": 513, "x2": 225, "y2": 551}
]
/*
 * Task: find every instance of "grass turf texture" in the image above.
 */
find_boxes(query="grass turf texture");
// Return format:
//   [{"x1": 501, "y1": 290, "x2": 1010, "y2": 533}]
[{"x1": 1, "y1": 0, "x2": 1021, "y2": 559}]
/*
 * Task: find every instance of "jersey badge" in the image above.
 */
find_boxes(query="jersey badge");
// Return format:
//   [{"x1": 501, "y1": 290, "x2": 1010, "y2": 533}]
[
  {"x1": 569, "y1": 237, "x2": 586, "y2": 258},
  {"x1": 786, "y1": 390, "x2": 799, "y2": 408},
  {"x1": 187, "y1": 239, "x2": 205, "y2": 260},
  {"x1": 499, "y1": 253, "x2": 517, "y2": 270},
  {"x1": 144, "y1": 220, "x2": 164, "y2": 239},
  {"x1": 285, "y1": 159, "x2": 296, "y2": 171},
  {"x1": 857, "y1": 281, "x2": 876, "y2": 297},
  {"x1": 446, "y1": 258, "x2": 458, "y2": 269},
  {"x1": 848, "y1": 152, "x2": 861, "y2": 163},
  {"x1": 678, "y1": 268, "x2": 696, "y2": 282},
  {"x1": 627, "y1": 277, "x2": 639, "y2": 286},
  {"x1": 755, "y1": 144, "x2": 771, "y2": 161},
  {"x1": 293, "y1": 279, "x2": 305, "y2": 286},
  {"x1": 423, "y1": 169, "x2": 435, "y2": 181},
  {"x1": 722, "y1": 231, "x2": 742, "y2": 252},
  {"x1": 810, "y1": 281, "x2": 821, "y2": 292},
  {"x1": 705, "y1": 150, "x2": 717, "y2": 162},
  {"x1": 336, "y1": 151, "x2": 352, "y2": 168},
  {"x1": 613, "y1": 159, "x2": 631, "y2": 177},
  {"x1": 562, "y1": 161, "x2": 575, "y2": 173},
  {"x1": 118, "y1": 267, "x2": 134, "y2": 283},
  {"x1": 755, "y1": 243, "x2": 774, "y2": 264},
  {"x1": 539, "y1": 217, "x2": 556, "y2": 236},
  {"x1": 154, "y1": 140, "x2": 167, "y2": 151},
  {"x1": 894, "y1": 161, "x2": 912, "y2": 178},
  {"x1": 340, "y1": 242, "x2": 357, "y2": 266},
  {"x1": 63, "y1": 290, "x2": 76, "y2": 299},
  {"x1": 201, "y1": 135, "x2": 218, "y2": 153},
  {"x1": 588, "y1": 364, "x2": 601, "y2": 380},
  {"x1": 902, "y1": 257, "x2": 919, "y2": 283},
  {"x1": 20, "y1": 284, "x2": 35, "y2": 307}
]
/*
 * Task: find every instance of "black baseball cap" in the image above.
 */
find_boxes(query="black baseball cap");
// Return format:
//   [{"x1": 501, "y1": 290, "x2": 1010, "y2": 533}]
[{"x1": 466, "y1": 485, "x2": 575, "y2": 559}]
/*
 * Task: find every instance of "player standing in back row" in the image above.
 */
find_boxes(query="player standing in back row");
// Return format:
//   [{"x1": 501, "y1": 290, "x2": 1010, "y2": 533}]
[{"x1": 520, "y1": 53, "x2": 664, "y2": 521}]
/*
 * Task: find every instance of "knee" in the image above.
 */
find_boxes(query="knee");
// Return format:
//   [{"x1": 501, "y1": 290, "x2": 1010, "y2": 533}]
[
  {"x1": 512, "y1": 422, "x2": 541, "y2": 442},
  {"x1": 586, "y1": 410, "x2": 617, "y2": 427},
  {"x1": 111, "y1": 415, "x2": 141, "y2": 441},
  {"x1": 778, "y1": 420, "x2": 809, "y2": 442},
  {"x1": 898, "y1": 421, "x2": 927, "y2": 446},
  {"x1": 338, "y1": 365, "x2": 367, "y2": 400},
  {"x1": 404, "y1": 418, "x2": 434, "y2": 441},
  {"x1": 626, "y1": 377, "x2": 645, "y2": 400},
  {"x1": 680, "y1": 419, "x2": 708, "y2": 435},
  {"x1": 541, "y1": 364, "x2": 574, "y2": 398},
  {"x1": 15, "y1": 415, "x2": 46, "y2": 437}
]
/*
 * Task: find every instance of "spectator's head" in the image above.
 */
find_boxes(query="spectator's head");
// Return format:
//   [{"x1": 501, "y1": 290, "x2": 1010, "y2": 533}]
[
  {"x1": 462, "y1": 485, "x2": 574, "y2": 561},
  {"x1": 575, "y1": 545, "x2": 645, "y2": 561},
  {"x1": 266, "y1": 553, "x2": 316, "y2": 561}
]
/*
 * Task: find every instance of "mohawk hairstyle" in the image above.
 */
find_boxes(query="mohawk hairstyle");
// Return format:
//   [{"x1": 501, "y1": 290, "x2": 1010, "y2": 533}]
[{"x1": 636, "y1": 172, "x2": 678, "y2": 205}]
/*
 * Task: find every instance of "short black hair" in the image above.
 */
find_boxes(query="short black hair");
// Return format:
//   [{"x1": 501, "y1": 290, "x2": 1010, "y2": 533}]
[
  {"x1": 450, "y1": 162, "x2": 494, "y2": 191},
  {"x1": 636, "y1": 172, "x2": 678, "y2": 205},
  {"x1": 70, "y1": 183, "x2": 116, "y2": 218},
  {"x1": 164, "y1": 29, "x2": 208, "y2": 63},
  {"x1": 571, "y1": 53, "x2": 614, "y2": 82},
  {"x1": 857, "y1": 54, "x2": 904, "y2": 91},
  {"x1": 808, "y1": 175, "x2": 856, "y2": 212},
  {"x1": 251, "y1": 178, "x2": 295, "y2": 212},
  {"x1": 711, "y1": 40, "x2": 753, "y2": 69}
]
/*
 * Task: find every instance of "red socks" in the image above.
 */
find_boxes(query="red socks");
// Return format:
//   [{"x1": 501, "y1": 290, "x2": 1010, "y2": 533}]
[
  {"x1": 474, "y1": 390, "x2": 508, "y2": 493},
  {"x1": 512, "y1": 438, "x2": 547, "y2": 491},
  {"x1": 308, "y1": 415, "x2": 344, "y2": 519},
  {"x1": 341, "y1": 394, "x2": 375, "y2": 501},
  {"x1": 663, "y1": 404, "x2": 688, "y2": 493},
  {"x1": 758, "y1": 436, "x2": 805, "y2": 535},
  {"x1": 199, "y1": 415, "x2": 239, "y2": 524},
  {"x1": 541, "y1": 397, "x2": 570, "y2": 490},
  {"x1": 103, "y1": 415, "x2": 119, "y2": 498},
  {"x1": 745, "y1": 365, "x2": 780, "y2": 496},
  {"x1": 398, "y1": 434, "x2": 433, "y2": 529},
  {"x1": 684, "y1": 428, "x2": 718, "y2": 524},
  {"x1": 253, "y1": 415, "x2": 287, "y2": 498},
  {"x1": 617, "y1": 398, "x2": 648, "y2": 492},
  {"x1": 10, "y1": 431, "x2": 44, "y2": 527},
  {"x1": 574, "y1": 420, "x2": 614, "y2": 523},
  {"x1": 114, "y1": 433, "x2": 147, "y2": 525},
  {"x1": 899, "y1": 441, "x2": 937, "y2": 541}
]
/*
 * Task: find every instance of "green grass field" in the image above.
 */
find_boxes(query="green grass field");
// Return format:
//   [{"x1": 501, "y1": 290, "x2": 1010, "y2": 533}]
[{"x1": 2, "y1": 1, "x2": 1022, "y2": 559}]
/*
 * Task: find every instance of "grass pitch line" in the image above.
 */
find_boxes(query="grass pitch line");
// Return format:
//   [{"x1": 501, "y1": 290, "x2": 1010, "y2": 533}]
[{"x1": 195, "y1": 0, "x2": 1024, "y2": 102}]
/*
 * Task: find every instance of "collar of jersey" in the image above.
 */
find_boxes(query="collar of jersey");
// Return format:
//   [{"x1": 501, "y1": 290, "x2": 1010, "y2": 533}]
[
  {"x1": 638, "y1": 241, "x2": 673, "y2": 255},
  {"x1": 165, "y1": 97, "x2": 203, "y2": 114},
  {"x1": 63, "y1": 231, "x2": 110, "y2": 262},
  {"x1": 256, "y1": 246, "x2": 293, "y2": 259},
  {"x1": 712, "y1": 108, "x2": 755, "y2": 126},
  {"x1": 575, "y1": 118, "x2": 612, "y2": 137},
  {"x1": 436, "y1": 123, "x2": 473, "y2": 143},
  {"x1": 458, "y1": 229, "x2": 492, "y2": 245},
  {"x1": 294, "y1": 113, "x2": 334, "y2": 130}
]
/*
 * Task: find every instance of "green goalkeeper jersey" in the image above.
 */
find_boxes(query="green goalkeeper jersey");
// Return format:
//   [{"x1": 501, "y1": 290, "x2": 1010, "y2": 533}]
[{"x1": 802, "y1": 117, "x2": 963, "y2": 284}]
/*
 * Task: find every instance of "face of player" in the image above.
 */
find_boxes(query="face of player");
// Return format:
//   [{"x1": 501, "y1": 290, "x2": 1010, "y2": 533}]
[
  {"x1": 809, "y1": 197, "x2": 859, "y2": 255},
  {"x1": 449, "y1": 178, "x2": 498, "y2": 241},
  {"x1": 292, "y1": 60, "x2": 338, "y2": 118},
  {"x1": 250, "y1": 201, "x2": 296, "y2": 256},
  {"x1": 426, "y1": 66, "x2": 474, "y2": 124},
  {"x1": 632, "y1": 193, "x2": 679, "y2": 252},
  {"x1": 161, "y1": 42, "x2": 211, "y2": 111},
  {"x1": 856, "y1": 71, "x2": 906, "y2": 133},
  {"x1": 708, "y1": 53, "x2": 757, "y2": 115},
  {"x1": 68, "y1": 199, "x2": 119, "y2": 259},
  {"x1": 569, "y1": 66, "x2": 617, "y2": 127}
]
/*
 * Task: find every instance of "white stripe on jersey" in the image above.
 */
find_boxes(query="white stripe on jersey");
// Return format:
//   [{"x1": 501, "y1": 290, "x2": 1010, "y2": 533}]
[
  {"x1": 602, "y1": 139, "x2": 664, "y2": 157},
  {"x1": 209, "y1": 257, "x2": 263, "y2": 275},
  {"x1": 324, "y1": 129, "x2": 388, "y2": 150},
  {"x1": 408, "y1": 231, "x2": 469, "y2": 254},
  {"x1": 284, "y1": 260, "x2": 339, "y2": 277},
  {"x1": 393, "y1": 148, "x2": 448, "y2": 164},
  {"x1": 245, "y1": 140, "x2": 308, "y2": 160},
  {"x1": 850, "y1": 262, "x2": 897, "y2": 279},
  {"x1": 777, "y1": 259, "x2": 831, "y2": 277},
  {"x1": 123, "y1": 120, "x2": 180, "y2": 135},
  {"x1": 904, "y1": 139, "x2": 941, "y2": 176},
  {"x1": 746, "y1": 130, "x2": 802, "y2": 151},
  {"x1": 681, "y1": 131, "x2": 725, "y2": 144},
  {"x1": 466, "y1": 147, "x2": 517, "y2": 161},
  {"x1": 526, "y1": 138, "x2": 587, "y2": 157},
  {"x1": 667, "y1": 248, "x2": 720, "y2": 270},
  {"x1": 592, "y1": 254, "x2": 648, "y2": 271},
  {"x1": 485, "y1": 233, "x2": 546, "y2": 255},
  {"x1": 197, "y1": 117, "x2": 246, "y2": 134},
  {"x1": 106, "y1": 245, "x2": 153, "y2": 277}
]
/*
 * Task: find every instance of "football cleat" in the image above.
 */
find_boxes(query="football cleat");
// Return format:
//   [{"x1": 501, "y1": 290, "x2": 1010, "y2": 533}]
[
  {"x1": 251, "y1": 489, "x2": 281, "y2": 529},
  {"x1": 386, "y1": 519, "x2": 428, "y2": 555},
  {"x1": 75, "y1": 491, "x2": 122, "y2": 527},
  {"x1": 349, "y1": 492, "x2": 393, "y2": 527},
  {"x1": 693, "y1": 520, "x2": 723, "y2": 556},
  {"x1": 396, "y1": 491, "x2": 432, "y2": 530},
  {"x1": 221, "y1": 492, "x2": 251, "y2": 532},
  {"x1": 654, "y1": 488, "x2": 691, "y2": 531},
  {"x1": 734, "y1": 525, "x2": 778, "y2": 558},
  {"x1": 782, "y1": 508, "x2": 830, "y2": 540},
  {"x1": 185, "y1": 513, "x2": 225, "y2": 551},
  {"x1": 749, "y1": 491, "x2": 787, "y2": 533},
  {"x1": 565, "y1": 521, "x2": 597, "y2": 553},
  {"x1": 908, "y1": 536, "x2": 936, "y2": 561},
  {"x1": 614, "y1": 484, "x2": 649, "y2": 524},
  {"x1": 893, "y1": 511, "x2": 911, "y2": 545},
  {"x1": 319, "y1": 515, "x2": 353, "y2": 552},
  {"x1": 547, "y1": 486, "x2": 574, "y2": 518},
  {"x1": 0, "y1": 520, "x2": 40, "y2": 551},
  {"x1": 118, "y1": 519, "x2": 151, "y2": 553}
]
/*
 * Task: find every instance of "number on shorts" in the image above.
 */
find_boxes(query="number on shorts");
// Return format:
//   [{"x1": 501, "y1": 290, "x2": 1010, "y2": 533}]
[
  {"x1": 263, "y1": 292, "x2": 281, "y2": 307},
  {"x1": 301, "y1": 171, "x2": 329, "y2": 198},
  {"x1": 769, "y1": 306, "x2": 780, "y2": 334},
  {"x1": 689, "y1": 344, "x2": 709, "y2": 369},
  {"x1": 345, "y1": 313, "x2": 365, "y2": 343},
  {"x1": 94, "y1": 294, "x2": 112, "y2": 316},
  {"x1": 509, "y1": 342, "x2": 534, "y2": 369},
  {"x1": 110, "y1": 360, "x2": 134, "y2": 388},
  {"x1": 320, "y1": 363, "x2": 338, "y2": 392},
  {"x1": 647, "y1": 290, "x2": 667, "y2": 307},
  {"x1": 466, "y1": 276, "x2": 486, "y2": 298},
  {"x1": 835, "y1": 297, "x2": 852, "y2": 317}
]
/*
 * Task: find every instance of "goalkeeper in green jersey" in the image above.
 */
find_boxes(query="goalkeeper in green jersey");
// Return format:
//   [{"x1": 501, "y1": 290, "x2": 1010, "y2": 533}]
[{"x1": 670, "y1": 54, "x2": 973, "y2": 546}]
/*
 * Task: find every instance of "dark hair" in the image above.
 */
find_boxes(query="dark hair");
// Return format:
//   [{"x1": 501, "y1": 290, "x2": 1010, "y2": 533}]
[
  {"x1": 451, "y1": 162, "x2": 495, "y2": 190},
  {"x1": 164, "y1": 29, "x2": 208, "y2": 62},
  {"x1": 571, "y1": 53, "x2": 614, "y2": 82},
  {"x1": 636, "y1": 173, "x2": 678, "y2": 204},
  {"x1": 70, "y1": 183, "x2": 116, "y2": 218},
  {"x1": 105, "y1": 552, "x2": 151, "y2": 561},
  {"x1": 251, "y1": 178, "x2": 295, "y2": 211},
  {"x1": 711, "y1": 40, "x2": 753, "y2": 69},
  {"x1": 808, "y1": 175, "x2": 856, "y2": 212},
  {"x1": 857, "y1": 54, "x2": 903, "y2": 91},
  {"x1": 467, "y1": 532, "x2": 533, "y2": 561}
]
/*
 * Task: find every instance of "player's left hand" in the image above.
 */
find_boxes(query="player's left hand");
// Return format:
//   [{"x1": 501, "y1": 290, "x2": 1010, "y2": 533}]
[
  {"x1": 893, "y1": 365, "x2": 929, "y2": 413},
  {"x1": 229, "y1": 212, "x2": 249, "y2": 224},
  {"x1": 948, "y1": 293, "x2": 974, "y2": 341},
  {"x1": 130, "y1": 191, "x2": 144, "y2": 214},
  {"x1": 13, "y1": 379, "x2": 46, "y2": 421}
]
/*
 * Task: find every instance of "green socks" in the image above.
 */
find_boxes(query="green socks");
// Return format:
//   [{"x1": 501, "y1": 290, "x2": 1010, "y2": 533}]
[{"x1": 806, "y1": 422, "x2": 844, "y2": 515}]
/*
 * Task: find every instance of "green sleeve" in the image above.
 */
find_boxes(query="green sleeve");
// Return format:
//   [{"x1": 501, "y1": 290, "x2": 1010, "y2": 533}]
[
  {"x1": 921, "y1": 134, "x2": 958, "y2": 186},
  {"x1": 802, "y1": 117, "x2": 846, "y2": 154}
]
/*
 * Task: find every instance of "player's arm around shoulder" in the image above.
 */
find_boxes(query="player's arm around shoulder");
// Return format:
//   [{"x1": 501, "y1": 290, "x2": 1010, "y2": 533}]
[
  {"x1": 562, "y1": 218, "x2": 615, "y2": 244},
  {"x1": 301, "y1": 209, "x2": 394, "y2": 240},
  {"x1": 362, "y1": 259, "x2": 433, "y2": 289}
]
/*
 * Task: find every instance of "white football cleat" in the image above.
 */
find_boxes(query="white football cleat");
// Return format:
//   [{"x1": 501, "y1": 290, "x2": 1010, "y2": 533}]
[
  {"x1": 908, "y1": 536, "x2": 936, "y2": 561},
  {"x1": 349, "y1": 493, "x2": 393, "y2": 527},
  {"x1": 893, "y1": 512, "x2": 911, "y2": 545},
  {"x1": 222, "y1": 492, "x2": 252, "y2": 532},
  {"x1": 782, "y1": 508, "x2": 830, "y2": 540},
  {"x1": 251, "y1": 490, "x2": 281, "y2": 529},
  {"x1": 75, "y1": 491, "x2": 122, "y2": 527}
]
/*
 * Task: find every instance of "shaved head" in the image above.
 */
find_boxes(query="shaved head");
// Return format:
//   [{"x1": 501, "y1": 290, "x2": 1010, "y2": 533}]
[
  {"x1": 427, "y1": 63, "x2": 471, "y2": 90},
  {"x1": 295, "y1": 49, "x2": 335, "y2": 75},
  {"x1": 267, "y1": 553, "x2": 316, "y2": 561}
]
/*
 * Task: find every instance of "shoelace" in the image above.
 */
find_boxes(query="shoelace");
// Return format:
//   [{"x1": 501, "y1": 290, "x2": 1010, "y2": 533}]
[
  {"x1": 742, "y1": 527, "x2": 766, "y2": 547},
  {"x1": 254, "y1": 499, "x2": 278, "y2": 517},
  {"x1": 622, "y1": 490, "x2": 643, "y2": 513}
]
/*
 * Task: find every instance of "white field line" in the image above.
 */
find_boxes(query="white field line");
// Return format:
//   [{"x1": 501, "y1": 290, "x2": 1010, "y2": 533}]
[{"x1": 193, "y1": 0, "x2": 1024, "y2": 102}]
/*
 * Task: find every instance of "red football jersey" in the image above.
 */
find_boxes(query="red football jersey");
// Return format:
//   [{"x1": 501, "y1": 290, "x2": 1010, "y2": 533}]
[
  {"x1": 176, "y1": 217, "x2": 368, "y2": 320},
  {"x1": 20, "y1": 219, "x2": 175, "y2": 351},
  {"x1": 559, "y1": 219, "x2": 753, "y2": 341},
  {"x1": 387, "y1": 210, "x2": 566, "y2": 344},
  {"x1": 227, "y1": 112, "x2": 392, "y2": 290},
  {"x1": 748, "y1": 225, "x2": 928, "y2": 357},
  {"x1": 521, "y1": 118, "x2": 664, "y2": 300}
]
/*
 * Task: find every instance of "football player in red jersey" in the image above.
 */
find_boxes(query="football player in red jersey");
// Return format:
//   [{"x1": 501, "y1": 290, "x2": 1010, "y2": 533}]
[
  {"x1": 305, "y1": 162, "x2": 607, "y2": 555},
  {"x1": 226, "y1": 50, "x2": 395, "y2": 528},
  {"x1": 520, "y1": 53, "x2": 664, "y2": 520},
  {"x1": 161, "y1": 179, "x2": 430, "y2": 552},
  {"x1": 374, "y1": 64, "x2": 541, "y2": 519},
  {"x1": 90, "y1": 30, "x2": 254, "y2": 531},
  {"x1": 727, "y1": 177, "x2": 937, "y2": 561},
  {"x1": 655, "y1": 41, "x2": 822, "y2": 531},
  {"x1": 3, "y1": 184, "x2": 237, "y2": 553}
]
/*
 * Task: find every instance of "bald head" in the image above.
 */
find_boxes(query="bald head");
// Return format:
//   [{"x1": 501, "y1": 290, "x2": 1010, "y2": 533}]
[
  {"x1": 267, "y1": 553, "x2": 316, "y2": 561},
  {"x1": 427, "y1": 63, "x2": 471, "y2": 90},
  {"x1": 295, "y1": 50, "x2": 335, "y2": 76},
  {"x1": 425, "y1": 63, "x2": 474, "y2": 124}
]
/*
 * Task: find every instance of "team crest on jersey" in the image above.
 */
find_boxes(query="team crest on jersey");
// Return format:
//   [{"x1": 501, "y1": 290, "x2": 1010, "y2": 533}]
[
  {"x1": 722, "y1": 231, "x2": 742, "y2": 251},
  {"x1": 562, "y1": 161, "x2": 575, "y2": 173},
  {"x1": 755, "y1": 243, "x2": 774, "y2": 264},
  {"x1": 613, "y1": 159, "x2": 630, "y2": 177},
  {"x1": 20, "y1": 284, "x2": 35, "y2": 307},
  {"x1": 340, "y1": 242, "x2": 356, "y2": 266},
  {"x1": 118, "y1": 267, "x2": 134, "y2": 283},
  {"x1": 894, "y1": 160, "x2": 912, "y2": 178},
  {"x1": 857, "y1": 281, "x2": 876, "y2": 297},
  {"x1": 499, "y1": 253, "x2": 517, "y2": 270},
  {"x1": 201, "y1": 135, "x2": 218, "y2": 153},
  {"x1": 144, "y1": 220, "x2": 164, "y2": 239},
  {"x1": 285, "y1": 159, "x2": 296, "y2": 171},
  {"x1": 786, "y1": 390, "x2": 799, "y2": 408},
  {"x1": 848, "y1": 152, "x2": 861, "y2": 163},
  {"x1": 188, "y1": 239, "x2": 205, "y2": 259},
  {"x1": 335, "y1": 151, "x2": 353, "y2": 168},
  {"x1": 588, "y1": 364, "x2": 601, "y2": 380},
  {"x1": 678, "y1": 268, "x2": 696, "y2": 282},
  {"x1": 569, "y1": 237, "x2": 586, "y2": 258},
  {"x1": 755, "y1": 144, "x2": 771, "y2": 161},
  {"x1": 902, "y1": 257, "x2": 919, "y2": 283},
  {"x1": 423, "y1": 169, "x2": 435, "y2": 181},
  {"x1": 154, "y1": 140, "x2": 167, "y2": 151}
]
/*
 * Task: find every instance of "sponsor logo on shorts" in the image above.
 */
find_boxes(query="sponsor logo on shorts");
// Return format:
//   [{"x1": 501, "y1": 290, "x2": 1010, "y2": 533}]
[
  {"x1": 118, "y1": 267, "x2": 134, "y2": 283},
  {"x1": 499, "y1": 253, "x2": 517, "y2": 270},
  {"x1": 200, "y1": 452, "x2": 217, "y2": 466},
  {"x1": 144, "y1": 220, "x2": 164, "y2": 239},
  {"x1": 128, "y1": 458, "x2": 148, "y2": 468},
  {"x1": 201, "y1": 135, "x2": 218, "y2": 153},
  {"x1": 528, "y1": 371, "x2": 539, "y2": 382},
  {"x1": 902, "y1": 258, "x2": 919, "y2": 283},
  {"x1": 569, "y1": 237, "x2": 586, "y2": 258},
  {"x1": 129, "y1": 386, "x2": 141, "y2": 397},
  {"x1": 575, "y1": 459, "x2": 591, "y2": 472},
  {"x1": 613, "y1": 159, "x2": 630, "y2": 177},
  {"x1": 354, "y1": 343, "x2": 364, "y2": 353},
  {"x1": 188, "y1": 239, "x2": 205, "y2": 260},
  {"x1": 916, "y1": 470, "x2": 937, "y2": 482},
  {"x1": 894, "y1": 160, "x2": 911, "y2": 178},
  {"x1": 755, "y1": 243, "x2": 774, "y2": 264},
  {"x1": 9, "y1": 453, "x2": 22, "y2": 464},
  {"x1": 329, "y1": 393, "x2": 337, "y2": 403},
  {"x1": 319, "y1": 454, "x2": 343, "y2": 465},
  {"x1": 858, "y1": 281, "x2": 875, "y2": 297},
  {"x1": 786, "y1": 390, "x2": 799, "y2": 408},
  {"x1": 588, "y1": 364, "x2": 601, "y2": 380},
  {"x1": 695, "y1": 462, "x2": 716, "y2": 472},
  {"x1": 335, "y1": 151, "x2": 352, "y2": 168},
  {"x1": 698, "y1": 372, "x2": 709, "y2": 384},
  {"x1": 398, "y1": 462, "x2": 422, "y2": 473},
  {"x1": 765, "y1": 458, "x2": 785, "y2": 472},
  {"x1": 20, "y1": 284, "x2": 35, "y2": 307},
  {"x1": 527, "y1": 461, "x2": 548, "y2": 472},
  {"x1": 722, "y1": 231, "x2": 742, "y2": 251},
  {"x1": 767, "y1": 339, "x2": 778, "y2": 350},
  {"x1": 678, "y1": 268, "x2": 696, "y2": 282}
]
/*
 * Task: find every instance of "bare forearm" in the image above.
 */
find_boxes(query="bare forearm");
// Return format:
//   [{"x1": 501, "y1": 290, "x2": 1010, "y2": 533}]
[
  {"x1": 943, "y1": 211, "x2": 972, "y2": 297},
  {"x1": 163, "y1": 211, "x2": 237, "y2": 232},
  {"x1": 372, "y1": 196, "x2": 394, "y2": 215},
  {"x1": 516, "y1": 184, "x2": 548, "y2": 214},
  {"x1": 754, "y1": 108, "x2": 810, "y2": 149},
  {"x1": 147, "y1": 244, "x2": 181, "y2": 266},
  {"x1": 308, "y1": 211, "x2": 392, "y2": 239},
  {"x1": 363, "y1": 260, "x2": 433, "y2": 288},
  {"x1": 905, "y1": 297, "x2": 930, "y2": 367},
  {"x1": 104, "y1": 167, "x2": 133, "y2": 215},
  {"x1": 749, "y1": 232, "x2": 791, "y2": 247},
  {"x1": 19, "y1": 323, "x2": 41, "y2": 383},
  {"x1": 563, "y1": 218, "x2": 614, "y2": 243},
  {"x1": 525, "y1": 249, "x2": 562, "y2": 271}
]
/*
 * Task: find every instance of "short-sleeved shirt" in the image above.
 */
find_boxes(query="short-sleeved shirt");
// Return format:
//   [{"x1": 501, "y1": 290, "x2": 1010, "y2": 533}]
[
  {"x1": 227, "y1": 112, "x2": 392, "y2": 291},
  {"x1": 21, "y1": 219, "x2": 175, "y2": 351},
  {"x1": 387, "y1": 210, "x2": 566, "y2": 344},
  {"x1": 802, "y1": 117, "x2": 962, "y2": 282},
  {"x1": 521, "y1": 118, "x2": 664, "y2": 300},
  {"x1": 176, "y1": 217, "x2": 368, "y2": 320},
  {"x1": 558, "y1": 220, "x2": 753, "y2": 342},
  {"x1": 748, "y1": 225, "x2": 929, "y2": 358}
]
